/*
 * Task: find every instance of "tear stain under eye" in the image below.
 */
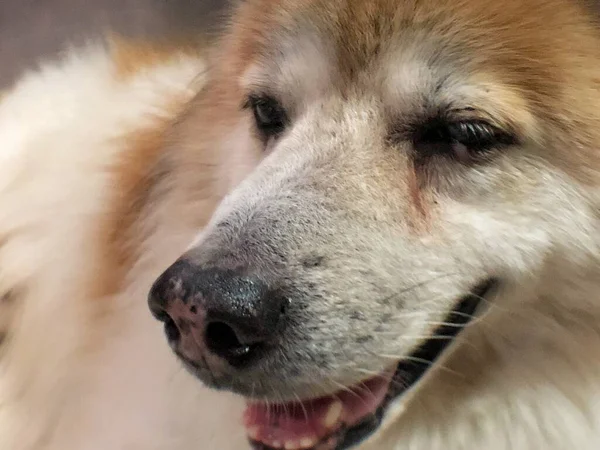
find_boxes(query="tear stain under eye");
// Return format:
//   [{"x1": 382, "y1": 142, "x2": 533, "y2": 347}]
[{"x1": 406, "y1": 160, "x2": 431, "y2": 232}]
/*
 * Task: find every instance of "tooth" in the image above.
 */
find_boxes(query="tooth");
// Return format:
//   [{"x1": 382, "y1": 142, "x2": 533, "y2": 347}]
[
  {"x1": 284, "y1": 441, "x2": 300, "y2": 450},
  {"x1": 300, "y1": 437, "x2": 318, "y2": 448},
  {"x1": 324, "y1": 401, "x2": 343, "y2": 428},
  {"x1": 325, "y1": 437, "x2": 337, "y2": 447},
  {"x1": 270, "y1": 441, "x2": 282, "y2": 448},
  {"x1": 247, "y1": 426, "x2": 260, "y2": 440}
]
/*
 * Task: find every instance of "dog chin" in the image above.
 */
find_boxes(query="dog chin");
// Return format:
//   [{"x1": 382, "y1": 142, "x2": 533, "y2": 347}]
[{"x1": 242, "y1": 279, "x2": 497, "y2": 450}]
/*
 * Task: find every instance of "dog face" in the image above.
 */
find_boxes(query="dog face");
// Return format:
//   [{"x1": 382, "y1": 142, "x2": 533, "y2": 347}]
[{"x1": 149, "y1": 0, "x2": 600, "y2": 449}]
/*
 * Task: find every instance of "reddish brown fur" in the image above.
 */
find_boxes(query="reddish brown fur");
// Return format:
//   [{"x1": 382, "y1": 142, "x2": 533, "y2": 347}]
[
  {"x1": 94, "y1": 40, "x2": 204, "y2": 300},
  {"x1": 96, "y1": 34, "x2": 258, "y2": 300},
  {"x1": 223, "y1": 0, "x2": 600, "y2": 183},
  {"x1": 94, "y1": 119, "x2": 170, "y2": 300},
  {"x1": 98, "y1": 0, "x2": 600, "y2": 297}
]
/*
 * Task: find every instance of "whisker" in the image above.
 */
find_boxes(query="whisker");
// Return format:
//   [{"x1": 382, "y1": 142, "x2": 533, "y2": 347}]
[
  {"x1": 329, "y1": 379, "x2": 363, "y2": 400},
  {"x1": 294, "y1": 392, "x2": 310, "y2": 424},
  {"x1": 374, "y1": 271, "x2": 462, "y2": 307},
  {"x1": 377, "y1": 354, "x2": 462, "y2": 377},
  {"x1": 333, "y1": 375, "x2": 381, "y2": 409},
  {"x1": 419, "y1": 320, "x2": 472, "y2": 328}
]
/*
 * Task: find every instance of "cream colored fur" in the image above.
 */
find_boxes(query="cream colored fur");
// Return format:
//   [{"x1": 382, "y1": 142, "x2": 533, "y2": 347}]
[
  {"x1": 0, "y1": 46, "x2": 246, "y2": 450},
  {"x1": 2, "y1": 17, "x2": 600, "y2": 450}
]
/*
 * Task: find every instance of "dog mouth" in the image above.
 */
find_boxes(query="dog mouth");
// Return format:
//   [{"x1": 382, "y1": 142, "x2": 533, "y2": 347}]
[{"x1": 245, "y1": 279, "x2": 497, "y2": 450}]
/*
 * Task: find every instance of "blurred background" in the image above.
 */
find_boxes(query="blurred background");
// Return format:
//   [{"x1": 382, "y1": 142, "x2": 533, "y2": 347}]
[
  {"x1": 0, "y1": 0, "x2": 229, "y2": 89},
  {"x1": 2, "y1": 0, "x2": 599, "y2": 90}
]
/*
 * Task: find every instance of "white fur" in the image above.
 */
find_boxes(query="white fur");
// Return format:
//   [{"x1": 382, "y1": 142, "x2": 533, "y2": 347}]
[
  {"x1": 2, "y1": 39, "x2": 600, "y2": 450},
  {"x1": 0, "y1": 45, "x2": 247, "y2": 450}
]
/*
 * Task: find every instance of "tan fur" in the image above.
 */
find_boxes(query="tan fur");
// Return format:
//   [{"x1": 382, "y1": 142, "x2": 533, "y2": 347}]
[
  {"x1": 97, "y1": 121, "x2": 169, "y2": 298},
  {"x1": 93, "y1": 38, "x2": 209, "y2": 299},
  {"x1": 109, "y1": 35, "x2": 205, "y2": 81}
]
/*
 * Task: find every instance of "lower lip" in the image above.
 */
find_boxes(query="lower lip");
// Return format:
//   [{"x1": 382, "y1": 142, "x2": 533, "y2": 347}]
[{"x1": 246, "y1": 278, "x2": 497, "y2": 450}]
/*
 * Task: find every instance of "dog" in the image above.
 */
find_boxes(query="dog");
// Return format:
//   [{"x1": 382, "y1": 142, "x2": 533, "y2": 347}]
[{"x1": 1, "y1": 0, "x2": 600, "y2": 449}]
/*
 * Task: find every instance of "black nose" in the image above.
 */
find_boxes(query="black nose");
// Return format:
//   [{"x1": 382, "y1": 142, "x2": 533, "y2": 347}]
[{"x1": 148, "y1": 259, "x2": 287, "y2": 367}]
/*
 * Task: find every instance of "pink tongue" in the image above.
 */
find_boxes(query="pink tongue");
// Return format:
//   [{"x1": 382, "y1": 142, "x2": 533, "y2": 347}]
[{"x1": 244, "y1": 373, "x2": 393, "y2": 446}]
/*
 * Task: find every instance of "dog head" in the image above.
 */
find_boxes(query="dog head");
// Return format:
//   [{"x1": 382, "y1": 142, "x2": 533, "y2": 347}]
[{"x1": 148, "y1": 1, "x2": 600, "y2": 449}]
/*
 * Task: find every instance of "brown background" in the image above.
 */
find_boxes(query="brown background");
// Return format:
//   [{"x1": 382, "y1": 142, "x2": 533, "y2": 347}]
[{"x1": 0, "y1": 0, "x2": 228, "y2": 89}]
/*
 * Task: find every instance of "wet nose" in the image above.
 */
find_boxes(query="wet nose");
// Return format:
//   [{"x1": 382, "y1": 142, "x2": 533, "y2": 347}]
[{"x1": 148, "y1": 259, "x2": 287, "y2": 367}]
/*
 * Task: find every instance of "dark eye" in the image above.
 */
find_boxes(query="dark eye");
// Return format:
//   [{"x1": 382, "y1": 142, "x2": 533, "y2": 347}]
[
  {"x1": 414, "y1": 119, "x2": 516, "y2": 162},
  {"x1": 244, "y1": 95, "x2": 288, "y2": 138}
]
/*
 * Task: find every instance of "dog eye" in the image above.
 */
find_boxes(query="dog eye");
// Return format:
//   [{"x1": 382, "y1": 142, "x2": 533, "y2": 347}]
[
  {"x1": 244, "y1": 95, "x2": 288, "y2": 139},
  {"x1": 414, "y1": 119, "x2": 516, "y2": 162}
]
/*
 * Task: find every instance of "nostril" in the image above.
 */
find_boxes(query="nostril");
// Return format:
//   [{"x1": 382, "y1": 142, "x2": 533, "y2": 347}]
[
  {"x1": 164, "y1": 315, "x2": 181, "y2": 342},
  {"x1": 149, "y1": 304, "x2": 182, "y2": 343},
  {"x1": 150, "y1": 266, "x2": 287, "y2": 368},
  {"x1": 205, "y1": 322, "x2": 253, "y2": 363}
]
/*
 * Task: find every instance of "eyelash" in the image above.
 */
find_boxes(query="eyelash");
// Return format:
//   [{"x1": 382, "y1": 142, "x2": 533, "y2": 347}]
[
  {"x1": 413, "y1": 118, "x2": 516, "y2": 162},
  {"x1": 242, "y1": 94, "x2": 516, "y2": 161},
  {"x1": 243, "y1": 94, "x2": 288, "y2": 139}
]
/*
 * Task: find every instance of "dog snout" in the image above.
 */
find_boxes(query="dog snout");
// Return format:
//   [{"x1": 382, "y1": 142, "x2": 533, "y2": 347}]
[{"x1": 148, "y1": 259, "x2": 287, "y2": 368}]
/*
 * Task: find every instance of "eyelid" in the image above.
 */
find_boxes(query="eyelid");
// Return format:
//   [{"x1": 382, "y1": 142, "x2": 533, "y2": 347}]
[
  {"x1": 244, "y1": 92, "x2": 289, "y2": 142},
  {"x1": 448, "y1": 120, "x2": 515, "y2": 148},
  {"x1": 407, "y1": 115, "x2": 518, "y2": 163},
  {"x1": 242, "y1": 91, "x2": 280, "y2": 110},
  {"x1": 241, "y1": 93, "x2": 264, "y2": 111},
  {"x1": 445, "y1": 108, "x2": 517, "y2": 139}
]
